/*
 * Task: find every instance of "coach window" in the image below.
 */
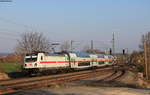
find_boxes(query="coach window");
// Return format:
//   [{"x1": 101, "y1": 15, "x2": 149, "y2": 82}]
[{"x1": 41, "y1": 56, "x2": 43, "y2": 60}]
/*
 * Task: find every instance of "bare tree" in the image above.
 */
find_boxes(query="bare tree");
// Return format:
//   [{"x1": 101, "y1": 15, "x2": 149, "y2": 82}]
[
  {"x1": 15, "y1": 32, "x2": 51, "y2": 54},
  {"x1": 60, "y1": 41, "x2": 70, "y2": 51},
  {"x1": 139, "y1": 32, "x2": 150, "y2": 51}
]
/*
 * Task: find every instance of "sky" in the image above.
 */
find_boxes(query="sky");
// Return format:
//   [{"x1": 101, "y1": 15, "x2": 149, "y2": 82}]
[{"x1": 0, "y1": 0, "x2": 150, "y2": 53}]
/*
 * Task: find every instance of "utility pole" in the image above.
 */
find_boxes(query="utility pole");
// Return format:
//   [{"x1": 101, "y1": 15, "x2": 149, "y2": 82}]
[
  {"x1": 91, "y1": 40, "x2": 93, "y2": 50},
  {"x1": 112, "y1": 32, "x2": 115, "y2": 54},
  {"x1": 70, "y1": 40, "x2": 74, "y2": 51}
]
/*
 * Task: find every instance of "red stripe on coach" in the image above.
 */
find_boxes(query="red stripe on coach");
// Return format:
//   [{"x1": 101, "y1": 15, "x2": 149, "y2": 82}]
[{"x1": 40, "y1": 60, "x2": 113, "y2": 64}]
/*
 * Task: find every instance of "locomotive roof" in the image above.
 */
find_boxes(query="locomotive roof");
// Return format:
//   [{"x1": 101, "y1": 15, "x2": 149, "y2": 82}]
[{"x1": 26, "y1": 53, "x2": 38, "y2": 56}]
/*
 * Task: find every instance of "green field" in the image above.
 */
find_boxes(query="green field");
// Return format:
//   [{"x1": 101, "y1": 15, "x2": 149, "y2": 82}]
[{"x1": 0, "y1": 62, "x2": 22, "y2": 73}]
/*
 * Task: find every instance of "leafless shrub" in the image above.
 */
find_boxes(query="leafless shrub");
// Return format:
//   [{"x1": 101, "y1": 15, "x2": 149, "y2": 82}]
[
  {"x1": 15, "y1": 32, "x2": 51, "y2": 54},
  {"x1": 139, "y1": 32, "x2": 150, "y2": 51}
]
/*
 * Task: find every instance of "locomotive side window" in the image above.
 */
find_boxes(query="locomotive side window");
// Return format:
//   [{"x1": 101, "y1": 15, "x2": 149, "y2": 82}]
[
  {"x1": 41, "y1": 56, "x2": 43, "y2": 60},
  {"x1": 67, "y1": 57, "x2": 69, "y2": 60}
]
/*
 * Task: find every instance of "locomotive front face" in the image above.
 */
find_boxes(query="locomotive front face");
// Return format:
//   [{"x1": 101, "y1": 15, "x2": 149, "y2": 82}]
[{"x1": 24, "y1": 55, "x2": 38, "y2": 68}]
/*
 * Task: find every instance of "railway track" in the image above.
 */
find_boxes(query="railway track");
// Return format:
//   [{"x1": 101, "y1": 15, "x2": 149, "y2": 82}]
[
  {"x1": 0, "y1": 67, "x2": 113, "y2": 86},
  {"x1": 99, "y1": 70, "x2": 125, "y2": 82},
  {"x1": 0, "y1": 66, "x2": 126, "y2": 94}
]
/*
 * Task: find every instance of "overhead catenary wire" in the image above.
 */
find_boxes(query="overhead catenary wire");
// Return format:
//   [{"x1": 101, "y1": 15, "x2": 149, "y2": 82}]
[
  {"x1": 0, "y1": 28, "x2": 21, "y2": 36},
  {"x1": 0, "y1": 17, "x2": 113, "y2": 52},
  {"x1": 0, "y1": 28, "x2": 21, "y2": 40},
  {"x1": 51, "y1": 40, "x2": 112, "y2": 52},
  {"x1": 0, "y1": 35, "x2": 18, "y2": 40},
  {"x1": 0, "y1": 17, "x2": 50, "y2": 33},
  {"x1": 0, "y1": 17, "x2": 34, "y2": 31},
  {"x1": 0, "y1": 17, "x2": 43, "y2": 40}
]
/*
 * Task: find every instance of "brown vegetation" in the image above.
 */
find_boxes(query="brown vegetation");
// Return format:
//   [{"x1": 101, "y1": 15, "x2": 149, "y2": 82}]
[
  {"x1": 130, "y1": 51, "x2": 144, "y2": 66},
  {"x1": 0, "y1": 53, "x2": 23, "y2": 64},
  {"x1": 114, "y1": 53, "x2": 128, "y2": 64}
]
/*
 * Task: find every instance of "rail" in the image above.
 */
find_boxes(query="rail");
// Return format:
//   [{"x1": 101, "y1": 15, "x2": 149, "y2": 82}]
[{"x1": 0, "y1": 65, "x2": 127, "y2": 94}]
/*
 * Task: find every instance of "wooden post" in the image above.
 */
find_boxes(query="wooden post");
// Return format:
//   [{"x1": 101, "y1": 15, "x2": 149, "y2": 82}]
[
  {"x1": 144, "y1": 41, "x2": 150, "y2": 80},
  {"x1": 144, "y1": 41, "x2": 148, "y2": 80}
]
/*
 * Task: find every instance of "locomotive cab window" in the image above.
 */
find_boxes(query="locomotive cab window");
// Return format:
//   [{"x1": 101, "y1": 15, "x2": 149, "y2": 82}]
[{"x1": 25, "y1": 57, "x2": 37, "y2": 62}]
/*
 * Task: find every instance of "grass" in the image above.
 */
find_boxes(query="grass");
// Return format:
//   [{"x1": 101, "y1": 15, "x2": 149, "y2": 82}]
[{"x1": 0, "y1": 62, "x2": 22, "y2": 73}]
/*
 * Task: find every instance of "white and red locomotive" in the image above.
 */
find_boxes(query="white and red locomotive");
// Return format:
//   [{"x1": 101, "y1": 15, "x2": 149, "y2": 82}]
[{"x1": 23, "y1": 51, "x2": 116, "y2": 74}]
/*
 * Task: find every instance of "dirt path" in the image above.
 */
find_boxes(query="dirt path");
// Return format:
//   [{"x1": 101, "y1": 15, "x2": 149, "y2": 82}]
[
  {"x1": 13, "y1": 86, "x2": 150, "y2": 95},
  {"x1": 0, "y1": 72, "x2": 9, "y2": 80}
]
